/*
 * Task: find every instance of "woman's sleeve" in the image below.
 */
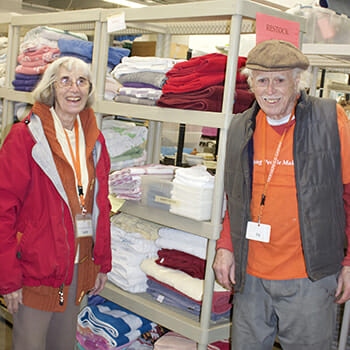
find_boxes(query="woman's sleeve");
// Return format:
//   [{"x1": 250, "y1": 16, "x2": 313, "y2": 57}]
[{"x1": 0, "y1": 123, "x2": 32, "y2": 294}]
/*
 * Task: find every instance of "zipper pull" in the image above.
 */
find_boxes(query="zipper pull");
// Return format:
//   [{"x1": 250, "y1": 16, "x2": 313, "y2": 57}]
[{"x1": 59, "y1": 284, "x2": 64, "y2": 306}]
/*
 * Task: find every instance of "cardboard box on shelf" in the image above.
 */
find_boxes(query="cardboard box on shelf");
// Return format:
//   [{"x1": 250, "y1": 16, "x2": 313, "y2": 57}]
[{"x1": 131, "y1": 41, "x2": 189, "y2": 59}]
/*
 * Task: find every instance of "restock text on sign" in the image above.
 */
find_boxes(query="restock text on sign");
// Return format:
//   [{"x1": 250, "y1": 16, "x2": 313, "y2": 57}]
[{"x1": 256, "y1": 13, "x2": 300, "y2": 48}]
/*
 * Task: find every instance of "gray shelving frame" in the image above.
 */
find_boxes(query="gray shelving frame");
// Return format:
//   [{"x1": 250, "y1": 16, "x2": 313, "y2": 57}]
[{"x1": 0, "y1": 3, "x2": 305, "y2": 349}]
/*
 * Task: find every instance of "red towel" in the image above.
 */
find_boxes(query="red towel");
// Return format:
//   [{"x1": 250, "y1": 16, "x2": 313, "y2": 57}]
[
  {"x1": 167, "y1": 53, "x2": 227, "y2": 77},
  {"x1": 157, "y1": 87, "x2": 254, "y2": 113},
  {"x1": 157, "y1": 85, "x2": 224, "y2": 112},
  {"x1": 163, "y1": 72, "x2": 225, "y2": 94},
  {"x1": 156, "y1": 249, "x2": 206, "y2": 279}
]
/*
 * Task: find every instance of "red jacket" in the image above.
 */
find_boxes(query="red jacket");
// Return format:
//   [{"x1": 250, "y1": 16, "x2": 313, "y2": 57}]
[{"x1": 0, "y1": 111, "x2": 112, "y2": 295}]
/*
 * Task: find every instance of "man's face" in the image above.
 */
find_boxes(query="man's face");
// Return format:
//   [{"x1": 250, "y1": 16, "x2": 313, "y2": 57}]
[{"x1": 251, "y1": 70, "x2": 300, "y2": 120}]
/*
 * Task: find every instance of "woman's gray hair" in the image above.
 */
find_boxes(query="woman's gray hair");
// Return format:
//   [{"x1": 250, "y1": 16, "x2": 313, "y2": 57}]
[
  {"x1": 241, "y1": 67, "x2": 311, "y2": 92},
  {"x1": 32, "y1": 56, "x2": 95, "y2": 108}
]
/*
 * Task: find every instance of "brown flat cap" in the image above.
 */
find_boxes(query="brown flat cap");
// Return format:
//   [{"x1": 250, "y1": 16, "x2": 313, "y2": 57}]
[{"x1": 246, "y1": 40, "x2": 309, "y2": 71}]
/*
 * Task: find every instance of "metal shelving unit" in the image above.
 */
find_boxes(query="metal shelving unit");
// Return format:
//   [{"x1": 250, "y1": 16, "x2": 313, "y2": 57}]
[
  {"x1": 0, "y1": 2, "x2": 305, "y2": 349},
  {"x1": 302, "y1": 43, "x2": 350, "y2": 97}
]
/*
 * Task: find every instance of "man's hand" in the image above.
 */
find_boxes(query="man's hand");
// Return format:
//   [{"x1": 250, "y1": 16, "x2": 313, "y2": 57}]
[
  {"x1": 213, "y1": 248, "x2": 235, "y2": 290},
  {"x1": 4, "y1": 289, "x2": 23, "y2": 314},
  {"x1": 335, "y1": 266, "x2": 350, "y2": 304},
  {"x1": 88, "y1": 273, "x2": 108, "y2": 295}
]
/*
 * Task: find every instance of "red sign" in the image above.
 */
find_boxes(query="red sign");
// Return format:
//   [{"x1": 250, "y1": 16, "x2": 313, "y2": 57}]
[{"x1": 256, "y1": 13, "x2": 300, "y2": 48}]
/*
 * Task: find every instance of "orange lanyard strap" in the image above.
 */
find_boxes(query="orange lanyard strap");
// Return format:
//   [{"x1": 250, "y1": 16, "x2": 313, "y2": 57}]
[
  {"x1": 258, "y1": 104, "x2": 296, "y2": 223},
  {"x1": 63, "y1": 118, "x2": 85, "y2": 211}
]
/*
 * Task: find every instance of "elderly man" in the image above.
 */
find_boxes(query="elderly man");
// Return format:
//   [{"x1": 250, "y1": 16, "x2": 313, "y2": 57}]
[{"x1": 213, "y1": 39, "x2": 350, "y2": 350}]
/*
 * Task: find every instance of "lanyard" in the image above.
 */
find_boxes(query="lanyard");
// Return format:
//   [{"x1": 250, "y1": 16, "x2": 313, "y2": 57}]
[
  {"x1": 257, "y1": 105, "x2": 296, "y2": 224},
  {"x1": 63, "y1": 119, "x2": 86, "y2": 214}
]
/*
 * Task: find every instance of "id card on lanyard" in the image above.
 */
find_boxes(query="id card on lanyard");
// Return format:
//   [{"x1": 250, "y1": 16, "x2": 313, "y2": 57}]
[
  {"x1": 245, "y1": 106, "x2": 296, "y2": 243},
  {"x1": 63, "y1": 118, "x2": 93, "y2": 237}
]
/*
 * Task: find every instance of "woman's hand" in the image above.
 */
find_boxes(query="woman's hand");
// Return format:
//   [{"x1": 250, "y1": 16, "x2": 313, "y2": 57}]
[
  {"x1": 4, "y1": 289, "x2": 23, "y2": 314},
  {"x1": 88, "y1": 273, "x2": 108, "y2": 295}
]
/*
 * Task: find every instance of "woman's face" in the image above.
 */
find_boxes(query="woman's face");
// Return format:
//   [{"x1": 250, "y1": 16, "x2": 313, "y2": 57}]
[{"x1": 53, "y1": 65, "x2": 90, "y2": 121}]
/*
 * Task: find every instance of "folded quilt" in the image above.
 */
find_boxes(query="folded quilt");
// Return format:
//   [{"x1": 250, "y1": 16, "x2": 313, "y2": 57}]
[
  {"x1": 102, "y1": 119, "x2": 148, "y2": 158},
  {"x1": 78, "y1": 301, "x2": 156, "y2": 348}
]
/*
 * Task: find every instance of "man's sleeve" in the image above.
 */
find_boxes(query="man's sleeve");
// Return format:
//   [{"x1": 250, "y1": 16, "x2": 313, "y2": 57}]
[{"x1": 216, "y1": 208, "x2": 233, "y2": 252}]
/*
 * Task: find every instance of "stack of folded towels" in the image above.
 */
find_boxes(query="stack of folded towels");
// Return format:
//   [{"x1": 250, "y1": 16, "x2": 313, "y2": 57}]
[
  {"x1": 13, "y1": 26, "x2": 86, "y2": 92},
  {"x1": 111, "y1": 56, "x2": 182, "y2": 106},
  {"x1": 141, "y1": 226, "x2": 232, "y2": 321},
  {"x1": 77, "y1": 299, "x2": 157, "y2": 349},
  {"x1": 169, "y1": 165, "x2": 215, "y2": 221},
  {"x1": 158, "y1": 53, "x2": 254, "y2": 112},
  {"x1": 108, "y1": 214, "x2": 160, "y2": 293}
]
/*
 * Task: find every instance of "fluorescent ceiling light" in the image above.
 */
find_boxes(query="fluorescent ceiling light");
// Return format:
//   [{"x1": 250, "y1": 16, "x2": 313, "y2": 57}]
[{"x1": 103, "y1": 0, "x2": 147, "y2": 7}]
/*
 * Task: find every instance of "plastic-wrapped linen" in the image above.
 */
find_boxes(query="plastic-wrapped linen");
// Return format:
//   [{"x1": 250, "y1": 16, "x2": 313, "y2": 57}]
[{"x1": 169, "y1": 165, "x2": 214, "y2": 221}]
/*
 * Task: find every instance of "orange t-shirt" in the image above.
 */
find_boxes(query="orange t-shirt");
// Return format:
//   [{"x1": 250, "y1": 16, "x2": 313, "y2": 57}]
[{"x1": 217, "y1": 105, "x2": 350, "y2": 279}]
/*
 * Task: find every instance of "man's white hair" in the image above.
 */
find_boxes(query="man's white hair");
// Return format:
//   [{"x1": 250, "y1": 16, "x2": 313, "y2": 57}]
[{"x1": 241, "y1": 67, "x2": 311, "y2": 92}]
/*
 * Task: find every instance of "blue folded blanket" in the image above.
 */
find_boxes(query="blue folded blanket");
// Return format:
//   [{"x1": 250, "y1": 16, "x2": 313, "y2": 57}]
[
  {"x1": 58, "y1": 39, "x2": 130, "y2": 68},
  {"x1": 78, "y1": 300, "x2": 155, "y2": 347}
]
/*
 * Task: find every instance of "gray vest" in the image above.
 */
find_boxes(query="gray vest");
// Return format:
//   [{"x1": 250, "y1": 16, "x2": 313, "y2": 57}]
[{"x1": 225, "y1": 91, "x2": 346, "y2": 292}]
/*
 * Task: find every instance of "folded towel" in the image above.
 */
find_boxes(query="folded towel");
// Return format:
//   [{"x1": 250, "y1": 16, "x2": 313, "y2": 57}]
[
  {"x1": 116, "y1": 71, "x2": 167, "y2": 89},
  {"x1": 141, "y1": 258, "x2": 227, "y2": 302},
  {"x1": 78, "y1": 301, "x2": 156, "y2": 348},
  {"x1": 146, "y1": 279, "x2": 231, "y2": 320},
  {"x1": 156, "y1": 227, "x2": 207, "y2": 259},
  {"x1": 156, "y1": 248, "x2": 206, "y2": 279},
  {"x1": 58, "y1": 39, "x2": 130, "y2": 67}
]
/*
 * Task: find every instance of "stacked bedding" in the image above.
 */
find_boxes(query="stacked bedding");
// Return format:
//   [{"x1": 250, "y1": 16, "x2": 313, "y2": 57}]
[
  {"x1": 109, "y1": 164, "x2": 175, "y2": 200},
  {"x1": 13, "y1": 26, "x2": 86, "y2": 91},
  {"x1": 170, "y1": 165, "x2": 215, "y2": 221},
  {"x1": 111, "y1": 56, "x2": 181, "y2": 106},
  {"x1": 77, "y1": 300, "x2": 157, "y2": 349},
  {"x1": 102, "y1": 119, "x2": 148, "y2": 172},
  {"x1": 141, "y1": 226, "x2": 232, "y2": 320}
]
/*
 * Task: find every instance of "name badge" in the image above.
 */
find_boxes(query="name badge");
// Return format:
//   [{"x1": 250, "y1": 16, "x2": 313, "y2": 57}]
[
  {"x1": 246, "y1": 221, "x2": 271, "y2": 243},
  {"x1": 75, "y1": 213, "x2": 93, "y2": 238}
]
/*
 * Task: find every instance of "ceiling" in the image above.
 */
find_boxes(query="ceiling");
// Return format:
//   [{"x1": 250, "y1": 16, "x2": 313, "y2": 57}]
[{"x1": 1, "y1": 0, "x2": 317, "y2": 14}]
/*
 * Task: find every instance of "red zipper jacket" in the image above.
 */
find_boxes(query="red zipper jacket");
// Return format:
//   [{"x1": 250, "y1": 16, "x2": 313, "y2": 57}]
[{"x1": 0, "y1": 109, "x2": 112, "y2": 295}]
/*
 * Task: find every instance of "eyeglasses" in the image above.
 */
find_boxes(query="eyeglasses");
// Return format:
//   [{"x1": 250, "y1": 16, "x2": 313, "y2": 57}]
[{"x1": 55, "y1": 76, "x2": 90, "y2": 89}]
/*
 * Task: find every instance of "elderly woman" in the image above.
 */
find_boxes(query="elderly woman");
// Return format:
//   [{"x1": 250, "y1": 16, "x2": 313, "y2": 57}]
[{"x1": 0, "y1": 56, "x2": 112, "y2": 350}]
